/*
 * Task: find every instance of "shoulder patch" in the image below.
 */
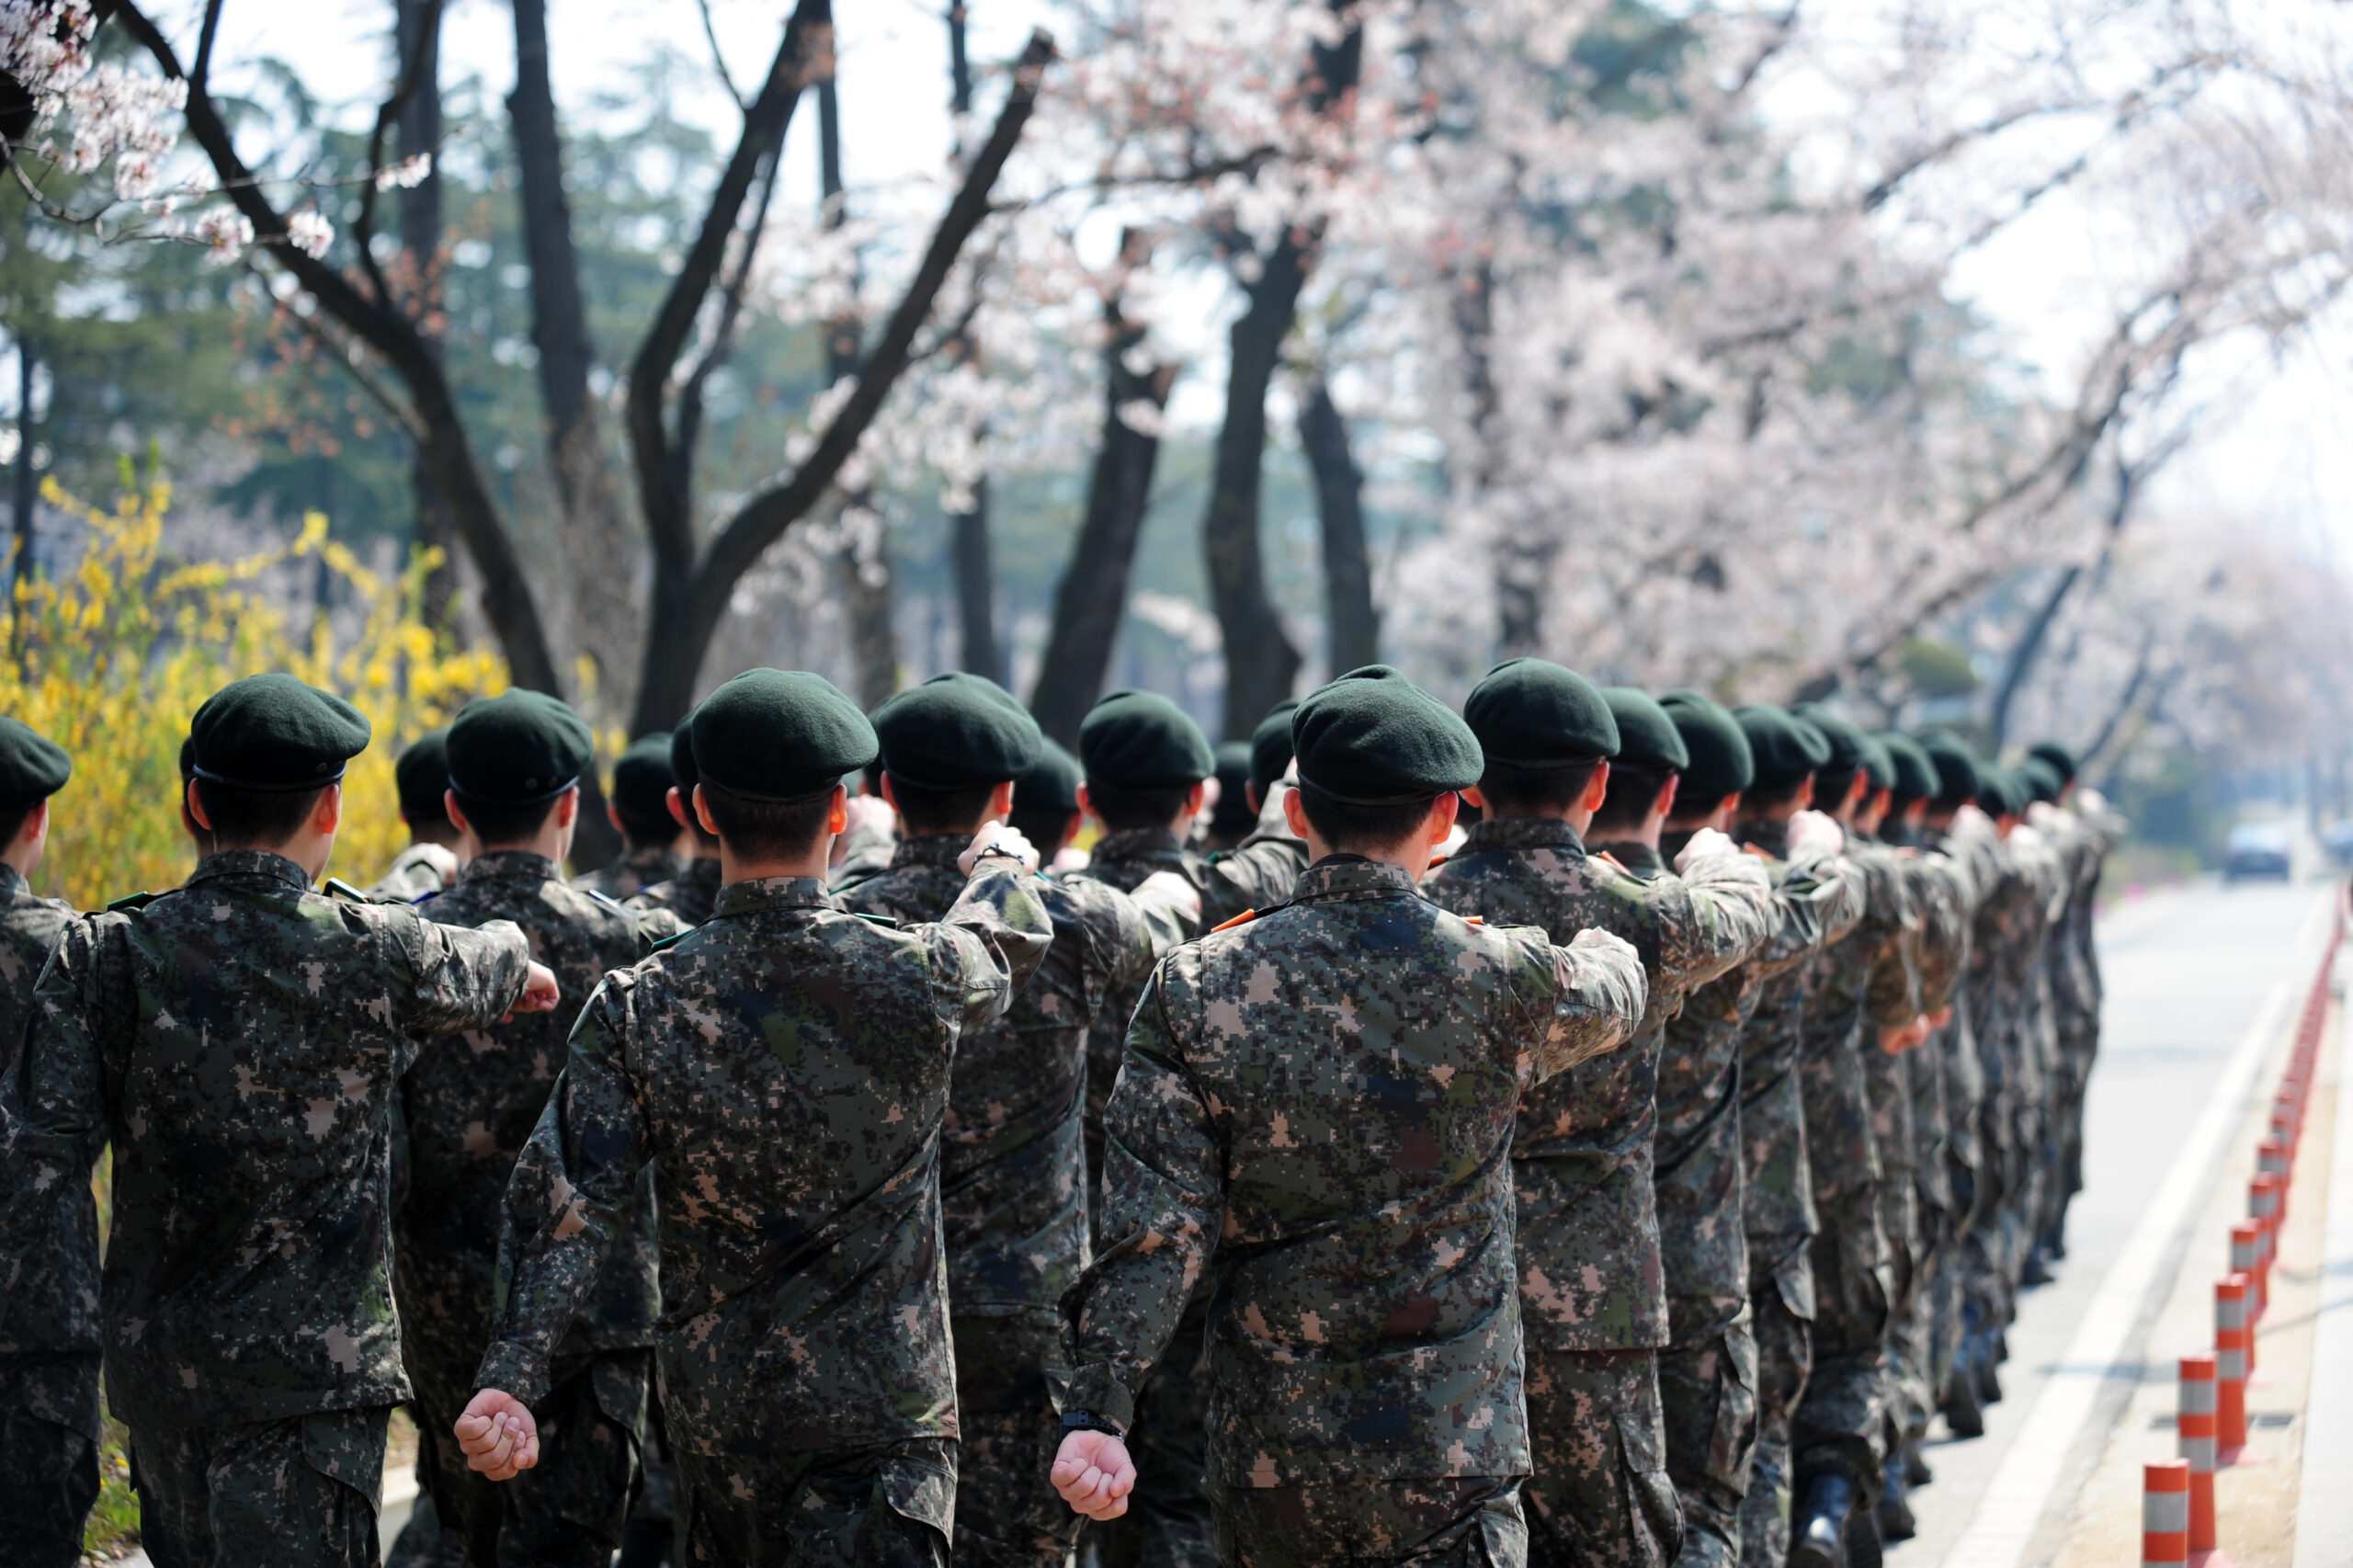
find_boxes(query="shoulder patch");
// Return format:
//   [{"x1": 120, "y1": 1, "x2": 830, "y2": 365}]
[
  {"x1": 1427, "y1": 854, "x2": 1449, "y2": 870},
  {"x1": 1594, "y1": 850, "x2": 1629, "y2": 874},
  {"x1": 1462, "y1": 915, "x2": 1483, "y2": 925},
  {"x1": 1209, "y1": 907, "x2": 1257, "y2": 934},
  {"x1": 325, "y1": 877, "x2": 378, "y2": 903},
  {"x1": 105, "y1": 891, "x2": 157, "y2": 914},
  {"x1": 850, "y1": 911, "x2": 901, "y2": 928}
]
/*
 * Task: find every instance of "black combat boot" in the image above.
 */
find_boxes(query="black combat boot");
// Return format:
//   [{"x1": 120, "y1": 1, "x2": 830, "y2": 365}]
[
  {"x1": 1787, "y1": 1471, "x2": 1857, "y2": 1568},
  {"x1": 1904, "y1": 1440, "x2": 1934, "y2": 1486},
  {"x1": 1941, "y1": 1349, "x2": 1986, "y2": 1438},
  {"x1": 1878, "y1": 1461, "x2": 1918, "y2": 1542}
]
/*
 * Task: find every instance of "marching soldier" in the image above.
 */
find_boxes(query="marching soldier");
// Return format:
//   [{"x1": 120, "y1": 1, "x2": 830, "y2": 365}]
[
  {"x1": 1424, "y1": 666, "x2": 1773, "y2": 1568},
  {"x1": 371, "y1": 727, "x2": 464, "y2": 900},
  {"x1": 1051, "y1": 665, "x2": 1650, "y2": 1565},
  {"x1": 626, "y1": 724, "x2": 723, "y2": 929},
  {"x1": 0, "y1": 674, "x2": 556, "y2": 1565},
  {"x1": 574, "y1": 731, "x2": 687, "y2": 900}
]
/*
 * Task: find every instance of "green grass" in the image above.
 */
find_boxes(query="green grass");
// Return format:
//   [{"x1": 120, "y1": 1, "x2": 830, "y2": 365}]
[{"x1": 82, "y1": 1406, "x2": 141, "y2": 1561}]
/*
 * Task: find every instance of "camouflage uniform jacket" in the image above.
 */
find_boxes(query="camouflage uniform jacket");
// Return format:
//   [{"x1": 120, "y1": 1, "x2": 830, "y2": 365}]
[
  {"x1": 1800, "y1": 839, "x2": 1917, "y2": 1266},
  {"x1": 1061, "y1": 857, "x2": 1650, "y2": 1487},
  {"x1": 1892, "y1": 840, "x2": 1975, "y2": 1221},
  {"x1": 1733, "y1": 820, "x2": 1867, "y2": 1294},
  {"x1": 369, "y1": 839, "x2": 460, "y2": 902},
  {"x1": 1630, "y1": 835, "x2": 1856, "y2": 1331},
  {"x1": 626, "y1": 855, "x2": 722, "y2": 928},
  {"x1": 398, "y1": 851, "x2": 658, "y2": 1381},
  {"x1": 475, "y1": 864, "x2": 1052, "y2": 1458},
  {"x1": 1070, "y1": 826, "x2": 1306, "y2": 1179},
  {"x1": 1420, "y1": 818, "x2": 1771, "y2": 1351},
  {"x1": 1926, "y1": 812, "x2": 2003, "y2": 1178},
  {"x1": 835, "y1": 834, "x2": 1187, "y2": 1322},
  {"x1": 572, "y1": 845, "x2": 682, "y2": 903},
  {"x1": 0, "y1": 864, "x2": 89, "y2": 1434},
  {"x1": 0, "y1": 850, "x2": 532, "y2": 1426}
]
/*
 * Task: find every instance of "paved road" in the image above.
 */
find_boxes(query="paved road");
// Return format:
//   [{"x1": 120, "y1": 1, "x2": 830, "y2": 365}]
[{"x1": 1887, "y1": 874, "x2": 2333, "y2": 1566}]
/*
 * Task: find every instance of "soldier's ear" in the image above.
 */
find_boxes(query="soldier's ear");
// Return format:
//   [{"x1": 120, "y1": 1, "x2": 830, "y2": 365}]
[
  {"x1": 826, "y1": 784, "x2": 850, "y2": 836},
  {"x1": 666, "y1": 787, "x2": 692, "y2": 830},
  {"x1": 314, "y1": 784, "x2": 344, "y2": 836}
]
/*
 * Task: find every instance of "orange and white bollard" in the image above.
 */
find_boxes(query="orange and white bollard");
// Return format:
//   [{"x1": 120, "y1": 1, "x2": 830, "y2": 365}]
[
  {"x1": 2256, "y1": 1137, "x2": 2290, "y2": 1183},
  {"x1": 2252, "y1": 1170, "x2": 2284, "y2": 1232},
  {"x1": 2231, "y1": 1221, "x2": 2266, "y2": 1324},
  {"x1": 2216, "y1": 1274, "x2": 2252, "y2": 1451},
  {"x1": 2144, "y1": 1460, "x2": 2191, "y2": 1568},
  {"x1": 2178, "y1": 1354, "x2": 2218, "y2": 1551}
]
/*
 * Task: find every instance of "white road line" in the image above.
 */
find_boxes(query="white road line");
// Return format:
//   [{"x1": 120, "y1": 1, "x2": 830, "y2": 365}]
[
  {"x1": 2293, "y1": 950, "x2": 2353, "y2": 1568},
  {"x1": 1939, "y1": 889, "x2": 2336, "y2": 1568}
]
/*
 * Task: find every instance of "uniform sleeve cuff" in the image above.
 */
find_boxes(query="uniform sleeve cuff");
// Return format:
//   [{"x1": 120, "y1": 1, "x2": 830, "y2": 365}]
[
  {"x1": 472, "y1": 1341, "x2": 551, "y2": 1407},
  {"x1": 1059, "y1": 1368, "x2": 1138, "y2": 1433}
]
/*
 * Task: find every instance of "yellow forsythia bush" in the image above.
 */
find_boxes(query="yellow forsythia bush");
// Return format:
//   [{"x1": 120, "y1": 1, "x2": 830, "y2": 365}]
[{"x1": 3, "y1": 479, "x2": 508, "y2": 909}]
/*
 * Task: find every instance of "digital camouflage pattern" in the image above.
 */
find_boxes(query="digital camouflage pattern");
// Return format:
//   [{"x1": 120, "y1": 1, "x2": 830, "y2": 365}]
[
  {"x1": 835, "y1": 832, "x2": 1188, "y2": 1567},
  {"x1": 1208, "y1": 1473, "x2": 1528, "y2": 1568},
  {"x1": 369, "y1": 839, "x2": 460, "y2": 902},
  {"x1": 573, "y1": 845, "x2": 683, "y2": 903},
  {"x1": 126, "y1": 1403, "x2": 392, "y2": 1568},
  {"x1": 398, "y1": 850, "x2": 657, "y2": 1563},
  {"x1": 1061, "y1": 858, "x2": 1649, "y2": 1489},
  {"x1": 673, "y1": 1436, "x2": 957, "y2": 1567},
  {"x1": 0, "y1": 850, "x2": 533, "y2": 1428},
  {"x1": 474, "y1": 864, "x2": 1052, "y2": 1468},
  {"x1": 625, "y1": 854, "x2": 722, "y2": 928}
]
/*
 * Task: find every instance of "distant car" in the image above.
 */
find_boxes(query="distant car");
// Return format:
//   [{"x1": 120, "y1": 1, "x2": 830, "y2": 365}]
[
  {"x1": 2223, "y1": 823, "x2": 2293, "y2": 881},
  {"x1": 2323, "y1": 820, "x2": 2353, "y2": 869}
]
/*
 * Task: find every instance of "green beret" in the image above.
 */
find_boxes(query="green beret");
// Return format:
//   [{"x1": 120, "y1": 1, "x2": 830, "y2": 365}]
[
  {"x1": 1659, "y1": 690, "x2": 1753, "y2": 804},
  {"x1": 392, "y1": 728, "x2": 450, "y2": 822},
  {"x1": 447, "y1": 690, "x2": 594, "y2": 805},
  {"x1": 611, "y1": 733, "x2": 676, "y2": 821},
  {"x1": 2017, "y1": 755, "x2": 2065, "y2": 805},
  {"x1": 1876, "y1": 732, "x2": 1942, "y2": 802},
  {"x1": 1293, "y1": 665, "x2": 1483, "y2": 805},
  {"x1": 1014, "y1": 738, "x2": 1082, "y2": 818},
  {"x1": 1733, "y1": 705, "x2": 1830, "y2": 795},
  {"x1": 1916, "y1": 732, "x2": 1981, "y2": 804},
  {"x1": 1464, "y1": 658, "x2": 1620, "y2": 768},
  {"x1": 1211, "y1": 742, "x2": 1257, "y2": 836},
  {"x1": 1599, "y1": 687, "x2": 1688, "y2": 772},
  {"x1": 1078, "y1": 690, "x2": 1215, "y2": 791},
  {"x1": 190, "y1": 673, "x2": 371, "y2": 792},
  {"x1": 1977, "y1": 765, "x2": 2023, "y2": 818},
  {"x1": 2027, "y1": 741, "x2": 2078, "y2": 784},
  {"x1": 1857, "y1": 736, "x2": 1894, "y2": 792},
  {"x1": 670, "y1": 722, "x2": 700, "y2": 792},
  {"x1": 690, "y1": 669, "x2": 878, "y2": 802},
  {"x1": 0, "y1": 717, "x2": 70, "y2": 811},
  {"x1": 872, "y1": 672, "x2": 1043, "y2": 790},
  {"x1": 1790, "y1": 702, "x2": 1870, "y2": 775},
  {"x1": 1248, "y1": 699, "x2": 1301, "y2": 799}
]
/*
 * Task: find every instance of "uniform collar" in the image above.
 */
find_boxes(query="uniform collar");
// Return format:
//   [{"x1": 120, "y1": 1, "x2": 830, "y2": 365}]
[
  {"x1": 1459, "y1": 816, "x2": 1586, "y2": 855},
  {"x1": 190, "y1": 849, "x2": 313, "y2": 892},
  {"x1": 710, "y1": 875, "x2": 836, "y2": 918},
  {"x1": 1090, "y1": 826, "x2": 1188, "y2": 866},
  {"x1": 889, "y1": 832, "x2": 972, "y2": 872},
  {"x1": 460, "y1": 849, "x2": 561, "y2": 886},
  {"x1": 1737, "y1": 819, "x2": 1790, "y2": 858},
  {"x1": 1291, "y1": 856, "x2": 1421, "y2": 901},
  {"x1": 1591, "y1": 838, "x2": 1665, "y2": 876},
  {"x1": 0, "y1": 863, "x2": 25, "y2": 899}
]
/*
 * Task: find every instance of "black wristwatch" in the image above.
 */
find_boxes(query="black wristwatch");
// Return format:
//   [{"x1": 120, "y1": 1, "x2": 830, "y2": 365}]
[
  {"x1": 972, "y1": 844, "x2": 1025, "y2": 868},
  {"x1": 1060, "y1": 1409, "x2": 1125, "y2": 1438}
]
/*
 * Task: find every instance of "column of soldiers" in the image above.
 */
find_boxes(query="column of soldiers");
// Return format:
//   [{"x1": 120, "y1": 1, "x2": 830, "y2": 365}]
[{"x1": 0, "y1": 653, "x2": 2120, "y2": 1568}]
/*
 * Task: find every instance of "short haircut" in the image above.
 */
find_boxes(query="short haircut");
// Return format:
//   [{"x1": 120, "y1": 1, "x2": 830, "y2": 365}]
[
  {"x1": 404, "y1": 796, "x2": 453, "y2": 830},
  {"x1": 1086, "y1": 781, "x2": 1193, "y2": 833},
  {"x1": 0, "y1": 804, "x2": 32, "y2": 848},
  {"x1": 452, "y1": 790, "x2": 562, "y2": 849},
  {"x1": 1475, "y1": 759, "x2": 1601, "y2": 820},
  {"x1": 1587, "y1": 765, "x2": 1675, "y2": 837},
  {"x1": 1813, "y1": 768, "x2": 1861, "y2": 810},
  {"x1": 886, "y1": 776, "x2": 1001, "y2": 837},
  {"x1": 1741, "y1": 777, "x2": 1810, "y2": 811},
  {"x1": 1665, "y1": 791, "x2": 1734, "y2": 828},
  {"x1": 1296, "y1": 781, "x2": 1438, "y2": 854},
  {"x1": 697, "y1": 780, "x2": 835, "y2": 861},
  {"x1": 1009, "y1": 804, "x2": 1077, "y2": 858},
  {"x1": 614, "y1": 802, "x2": 678, "y2": 848},
  {"x1": 194, "y1": 779, "x2": 328, "y2": 848}
]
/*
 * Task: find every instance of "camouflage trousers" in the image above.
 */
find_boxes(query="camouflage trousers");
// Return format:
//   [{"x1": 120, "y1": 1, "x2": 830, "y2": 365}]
[
  {"x1": 1087, "y1": 1294, "x2": 1216, "y2": 1568},
  {"x1": 675, "y1": 1436, "x2": 956, "y2": 1568},
  {"x1": 1882, "y1": 1209, "x2": 1950, "y2": 1457},
  {"x1": 0, "y1": 1364, "x2": 101, "y2": 1568},
  {"x1": 949, "y1": 1312, "x2": 1081, "y2": 1568},
  {"x1": 1735, "y1": 1256, "x2": 1811, "y2": 1568},
  {"x1": 1207, "y1": 1474, "x2": 1528, "y2": 1567},
  {"x1": 1960, "y1": 1098, "x2": 2017, "y2": 1333},
  {"x1": 124, "y1": 1402, "x2": 388, "y2": 1568},
  {"x1": 402, "y1": 1346, "x2": 647, "y2": 1568},
  {"x1": 1790, "y1": 1221, "x2": 1893, "y2": 1497},
  {"x1": 1655, "y1": 1301, "x2": 1756, "y2": 1568},
  {"x1": 1521, "y1": 1347, "x2": 1679, "y2": 1568}
]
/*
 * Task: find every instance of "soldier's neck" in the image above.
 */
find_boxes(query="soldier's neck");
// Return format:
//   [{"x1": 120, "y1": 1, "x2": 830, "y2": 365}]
[{"x1": 720, "y1": 832, "x2": 834, "y2": 886}]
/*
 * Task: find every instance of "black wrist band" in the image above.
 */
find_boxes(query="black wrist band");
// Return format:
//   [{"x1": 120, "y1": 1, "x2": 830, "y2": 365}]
[{"x1": 1060, "y1": 1409, "x2": 1124, "y2": 1437}]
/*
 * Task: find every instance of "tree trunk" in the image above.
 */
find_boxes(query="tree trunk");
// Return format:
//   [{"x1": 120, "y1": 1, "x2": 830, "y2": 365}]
[
  {"x1": 952, "y1": 479, "x2": 1000, "y2": 681},
  {"x1": 1298, "y1": 375, "x2": 1376, "y2": 673},
  {"x1": 507, "y1": 0, "x2": 642, "y2": 722},
  {"x1": 1029, "y1": 267, "x2": 1176, "y2": 745},
  {"x1": 395, "y1": 0, "x2": 457, "y2": 627},
  {"x1": 11, "y1": 335, "x2": 35, "y2": 593},
  {"x1": 1201, "y1": 231, "x2": 1307, "y2": 738}
]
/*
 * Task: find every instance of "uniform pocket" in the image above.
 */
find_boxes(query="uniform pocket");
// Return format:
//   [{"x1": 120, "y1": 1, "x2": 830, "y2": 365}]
[
  {"x1": 1707, "y1": 1323, "x2": 1760, "y2": 1486},
  {"x1": 300, "y1": 1405, "x2": 390, "y2": 1513},
  {"x1": 877, "y1": 1438, "x2": 958, "y2": 1538}
]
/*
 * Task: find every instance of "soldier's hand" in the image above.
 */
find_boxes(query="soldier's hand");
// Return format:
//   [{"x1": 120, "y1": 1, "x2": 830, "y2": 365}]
[
  {"x1": 1879, "y1": 1017, "x2": 1930, "y2": 1055},
  {"x1": 1051, "y1": 1428, "x2": 1136, "y2": 1520},
  {"x1": 843, "y1": 791, "x2": 900, "y2": 840},
  {"x1": 1673, "y1": 826, "x2": 1737, "y2": 872},
  {"x1": 455, "y1": 1389, "x2": 540, "y2": 1482},
  {"x1": 504, "y1": 962, "x2": 561, "y2": 1021},
  {"x1": 1135, "y1": 869, "x2": 1202, "y2": 926},
  {"x1": 1786, "y1": 810, "x2": 1845, "y2": 858},
  {"x1": 960, "y1": 824, "x2": 1040, "y2": 877}
]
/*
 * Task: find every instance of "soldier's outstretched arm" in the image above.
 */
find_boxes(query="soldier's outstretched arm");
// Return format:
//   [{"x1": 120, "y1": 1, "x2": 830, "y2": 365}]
[
  {"x1": 381, "y1": 909, "x2": 542, "y2": 1037},
  {"x1": 1659, "y1": 827, "x2": 1775, "y2": 994},
  {"x1": 926, "y1": 859, "x2": 1056, "y2": 1032},
  {"x1": 1517, "y1": 926, "x2": 1647, "y2": 1080},
  {"x1": 0, "y1": 919, "x2": 110, "y2": 1292},
  {"x1": 1058, "y1": 971, "x2": 1225, "y2": 1499},
  {"x1": 472, "y1": 974, "x2": 652, "y2": 1433}
]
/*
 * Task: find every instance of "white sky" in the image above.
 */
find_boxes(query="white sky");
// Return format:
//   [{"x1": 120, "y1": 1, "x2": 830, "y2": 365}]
[{"x1": 188, "y1": 0, "x2": 2353, "y2": 562}]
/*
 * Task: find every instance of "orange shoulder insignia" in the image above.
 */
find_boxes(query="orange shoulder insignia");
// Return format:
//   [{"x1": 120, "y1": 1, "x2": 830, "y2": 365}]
[
  {"x1": 1427, "y1": 853, "x2": 1449, "y2": 870},
  {"x1": 1594, "y1": 850, "x2": 1630, "y2": 874},
  {"x1": 1462, "y1": 915, "x2": 1484, "y2": 926},
  {"x1": 1209, "y1": 908, "x2": 1258, "y2": 934}
]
